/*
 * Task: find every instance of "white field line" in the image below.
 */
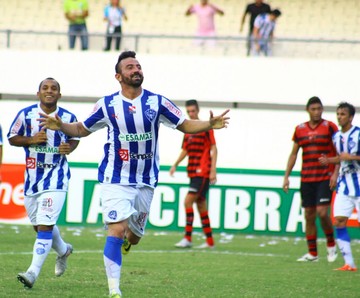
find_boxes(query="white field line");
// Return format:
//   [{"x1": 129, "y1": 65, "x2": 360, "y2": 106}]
[{"x1": 0, "y1": 249, "x2": 290, "y2": 258}]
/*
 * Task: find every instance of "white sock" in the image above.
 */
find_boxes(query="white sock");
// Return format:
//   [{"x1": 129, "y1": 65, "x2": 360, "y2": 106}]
[
  {"x1": 52, "y1": 225, "x2": 67, "y2": 256},
  {"x1": 336, "y1": 227, "x2": 356, "y2": 267},
  {"x1": 28, "y1": 230, "x2": 53, "y2": 277}
]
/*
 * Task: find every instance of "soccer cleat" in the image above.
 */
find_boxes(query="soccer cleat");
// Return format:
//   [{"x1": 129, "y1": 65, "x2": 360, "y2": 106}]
[
  {"x1": 109, "y1": 293, "x2": 122, "y2": 298},
  {"x1": 55, "y1": 243, "x2": 73, "y2": 277},
  {"x1": 297, "y1": 253, "x2": 319, "y2": 262},
  {"x1": 194, "y1": 242, "x2": 215, "y2": 249},
  {"x1": 175, "y1": 238, "x2": 192, "y2": 248},
  {"x1": 122, "y1": 237, "x2": 132, "y2": 255},
  {"x1": 17, "y1": 271, "x2": 36, "y2": 288},
  {"x1": 327, "y1": 246, "x2": 338, "y2": 263},
  {"x1": 334, "y1": 264, "x2": 357, "y2": 272}
]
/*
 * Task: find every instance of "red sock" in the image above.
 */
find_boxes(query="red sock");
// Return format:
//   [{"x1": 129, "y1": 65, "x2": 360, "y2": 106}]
[
  {"x1": 184, "y1": 208, "x2": 194, "y2": 242},
  {"x1": 324, "y1": 229, "x2": 335, "y2": 247},
  {"x1": 200, "y1": 211, "x2": 214, "y2": 246},
  {"x1": 306, "y1": 235, "x2": 317, "y2": 256}
]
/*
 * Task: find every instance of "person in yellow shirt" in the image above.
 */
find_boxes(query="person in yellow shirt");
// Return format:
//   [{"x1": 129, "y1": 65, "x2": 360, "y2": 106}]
[{"x1": 64, "y1": 0, "x2": 89, "y2": 50}]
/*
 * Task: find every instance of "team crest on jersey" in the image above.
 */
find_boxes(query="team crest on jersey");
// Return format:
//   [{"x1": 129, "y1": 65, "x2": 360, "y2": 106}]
[
  {"x1": 349, "y1": 139, "x2": 356, "y2": 149},
  {"x1": 145, "y1": 109, "x2": 157, "y2": 122},
  {"x1": 108, "y1": 210, "x2": 117, "y2": 220},
  {"x1": 129, "y1": 105, "x2": 136, "y2": 114}
]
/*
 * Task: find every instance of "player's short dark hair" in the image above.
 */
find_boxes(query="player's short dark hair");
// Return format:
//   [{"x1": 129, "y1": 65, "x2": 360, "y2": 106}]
[
  {"x1": 337, "y1": 102, "x2": 356, "y2": 116},
  {"x1": 271, "y1": 9, "x2": 282, "y2": 17},
  {"x1": 38, "y1": 77, "x2": 60, "y2": 92},
  {"x1": 185, "y1": 99, "x2": 199, "y2": 110},
  {"x1": 115, "y1": 51, "x2": 137, "y2": 73},
  {"x1": 306, "y1": 96, "x2": 322, "y2": 109}
]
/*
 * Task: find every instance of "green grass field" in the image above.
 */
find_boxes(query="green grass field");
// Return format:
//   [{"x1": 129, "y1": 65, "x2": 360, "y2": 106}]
[{"x1": 0, "y1": 224, "x2": 359, "y2": 298}]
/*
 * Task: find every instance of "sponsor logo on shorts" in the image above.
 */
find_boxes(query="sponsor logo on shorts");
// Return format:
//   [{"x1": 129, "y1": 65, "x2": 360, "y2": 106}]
[
  {"x1": 119, "y1": 149, "x2": 154, "y2": 161},
  {"x1": 108, "y1": 210, "x2": 117, "y2": 220},
  {"x1": 319, "y1": 198, "x2": 330, "y2": 203},
  {"x1": 136, "y1": 212, "x2": 148, "y2": 231},
  {"x1": 118, "y1": 132, "x2": 152, "y2": 142},
  {"x1": 42, "y1": 198, "x2": 53, "y2": 208}
]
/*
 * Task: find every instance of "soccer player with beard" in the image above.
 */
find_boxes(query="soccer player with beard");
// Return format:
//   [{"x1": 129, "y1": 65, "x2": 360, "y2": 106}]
[
  {"x1": 283, "y1": 96, "x2": 338, "y2": 263},
  {"x1": 8, "y1": 78, "x2": 79, "y2": 289},
  {"x1": 38, "y1": 51, "x2": 230, "y2": 298}
]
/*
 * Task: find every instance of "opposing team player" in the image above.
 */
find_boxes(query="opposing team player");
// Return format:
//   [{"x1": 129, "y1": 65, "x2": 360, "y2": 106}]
[
  {"x1": 8, "y1": 78, "x2": 79, "y2": 288},
  {"x1": 283, "y1": 96, "x2": 338, "y2": 262},
  {"x1": 319, "y1": 102, "x2": 360, "y2": 271},
  {"x1": 171, "y1": 99, "x2": 217, "y2": 249},
  {"x1": 38, "y1": 51, "x2": 230, "y2": 298}
]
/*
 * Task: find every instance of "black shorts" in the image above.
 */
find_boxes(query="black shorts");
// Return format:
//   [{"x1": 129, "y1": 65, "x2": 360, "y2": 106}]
[
  {"x1": 300, "y1": 180, "x2": 332, "y2": 208},
  {"x1": 188, "y1": 177, "x2": 210, "y2": 201}
]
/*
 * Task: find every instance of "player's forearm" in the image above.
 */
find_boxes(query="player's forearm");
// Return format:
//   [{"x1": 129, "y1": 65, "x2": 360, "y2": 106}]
[
  {"x1": 178, "y1": 119, "x2": 211, "y2": 134},
  {"x1": 8, "y1": 135, "x2": 38, "y2": 147},
  {"x1": 60, "y1": 122, "x2": 89, "y2": 138},
  {"x1": 173, "y1": 150, "x2": 187, "y2": 167},
  {"x1": 284, "y1": 155, "x2": 297, "y2": 178}
]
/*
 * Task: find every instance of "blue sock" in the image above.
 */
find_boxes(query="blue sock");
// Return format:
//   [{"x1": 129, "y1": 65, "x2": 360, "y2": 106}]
[{"x1": 104, "y1": 236, "x2": 124, "y2": 295}]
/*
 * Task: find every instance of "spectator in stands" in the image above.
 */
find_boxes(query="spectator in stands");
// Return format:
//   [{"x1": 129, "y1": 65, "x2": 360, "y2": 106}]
[
  {"x1": 185, "y1": 0, "x2": 224, "y2": 46},
  {"x1": 283, "y1": 96, "x2": 338, "y2": 263},
  {"x1": 64, "y1": 0, "x2": 89, "y2": 50},
  {"x1": 9, "y1": 78, "x2": 79, "y2": 289},
  {"x1": 103, "y1": 0, "x2": 128, "y2": 51},
  {"x1": 171, "y1": 100, "x2": 217, "y2": 249},
  {"x1": 252, "y1": 9, "x2": 281, "y2": 56},
  {"x1": 240, "y1": 0, "x2": 271, "y2": 56}
]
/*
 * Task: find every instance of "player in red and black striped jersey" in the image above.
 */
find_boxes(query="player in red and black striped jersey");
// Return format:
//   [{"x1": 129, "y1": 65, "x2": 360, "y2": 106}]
[
  {"x1": 283, "y1": 96, "x2": 339, "y2": 262},
  {"x1": 170, "y1": 99, "x2": 217, "y2": 249}
]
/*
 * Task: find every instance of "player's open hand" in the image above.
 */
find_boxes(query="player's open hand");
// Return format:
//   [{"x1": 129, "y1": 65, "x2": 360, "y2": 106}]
[
  {"x1": 209, "y1": 109, "x2": 230, "y2": 129},
  {"x1": 38, "y1": 113, "x2": 63, "y2": 131}
]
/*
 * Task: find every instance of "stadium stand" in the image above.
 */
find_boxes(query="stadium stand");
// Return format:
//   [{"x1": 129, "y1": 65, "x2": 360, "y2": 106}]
[{"x1": 0, "y1": 0, "x2": 360, "y2": 58}]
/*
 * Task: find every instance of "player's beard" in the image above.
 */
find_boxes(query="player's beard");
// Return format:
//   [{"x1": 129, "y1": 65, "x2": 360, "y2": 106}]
[{"x1": 123, "y1": 73, "x2": 144, "y2": 88}]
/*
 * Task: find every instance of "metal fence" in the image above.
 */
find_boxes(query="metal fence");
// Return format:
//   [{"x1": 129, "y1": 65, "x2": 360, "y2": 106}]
[{"x1": 1, "y1": 29, "x2": 360, "y2": 59}]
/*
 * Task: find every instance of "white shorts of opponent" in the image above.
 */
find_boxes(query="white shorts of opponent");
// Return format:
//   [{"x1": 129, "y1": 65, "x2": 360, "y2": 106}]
[
  {"x1": 101, "y1": 184, "x2": 154, "y2": 237},
  {"x1": 25, "y1": 191, "x2": 67, "y2": 226},
  {"x1": 333, "y1": 194, "x2": 360, "y2": 221}
]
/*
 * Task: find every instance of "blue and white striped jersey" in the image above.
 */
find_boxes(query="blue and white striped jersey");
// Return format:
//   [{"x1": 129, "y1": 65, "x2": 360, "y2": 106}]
[
  {"x1": 83, "y1": 89, "x2": 185, "y2": 188},
  {"x1": 254, "y1": 13, "x2": 276, "y2": 39},
  {"x1": 7, "y1": 103, "x2": 79, "y2": 196},
  {"x1": 333, "y1": 126, "x2": 360, "y2": 196}
]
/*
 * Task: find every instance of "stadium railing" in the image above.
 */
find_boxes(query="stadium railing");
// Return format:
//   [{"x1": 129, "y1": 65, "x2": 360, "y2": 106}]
[{"x1": 1, "y1": 29, "x2": 360, "y2": 59}]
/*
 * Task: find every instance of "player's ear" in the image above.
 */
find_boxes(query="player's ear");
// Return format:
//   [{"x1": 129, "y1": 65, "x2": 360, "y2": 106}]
[{"x1": 115, "y1": 73, "x2": 122, "y2": 82}]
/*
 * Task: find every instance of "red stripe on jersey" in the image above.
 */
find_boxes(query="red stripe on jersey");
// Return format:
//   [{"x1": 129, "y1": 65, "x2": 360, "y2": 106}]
[
  {"x1": 293, "y1": 119, "x2": 338, "y2": 182},
  {"x1": 182, "y1": 130, "x2": 216, "y2": 178}
]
